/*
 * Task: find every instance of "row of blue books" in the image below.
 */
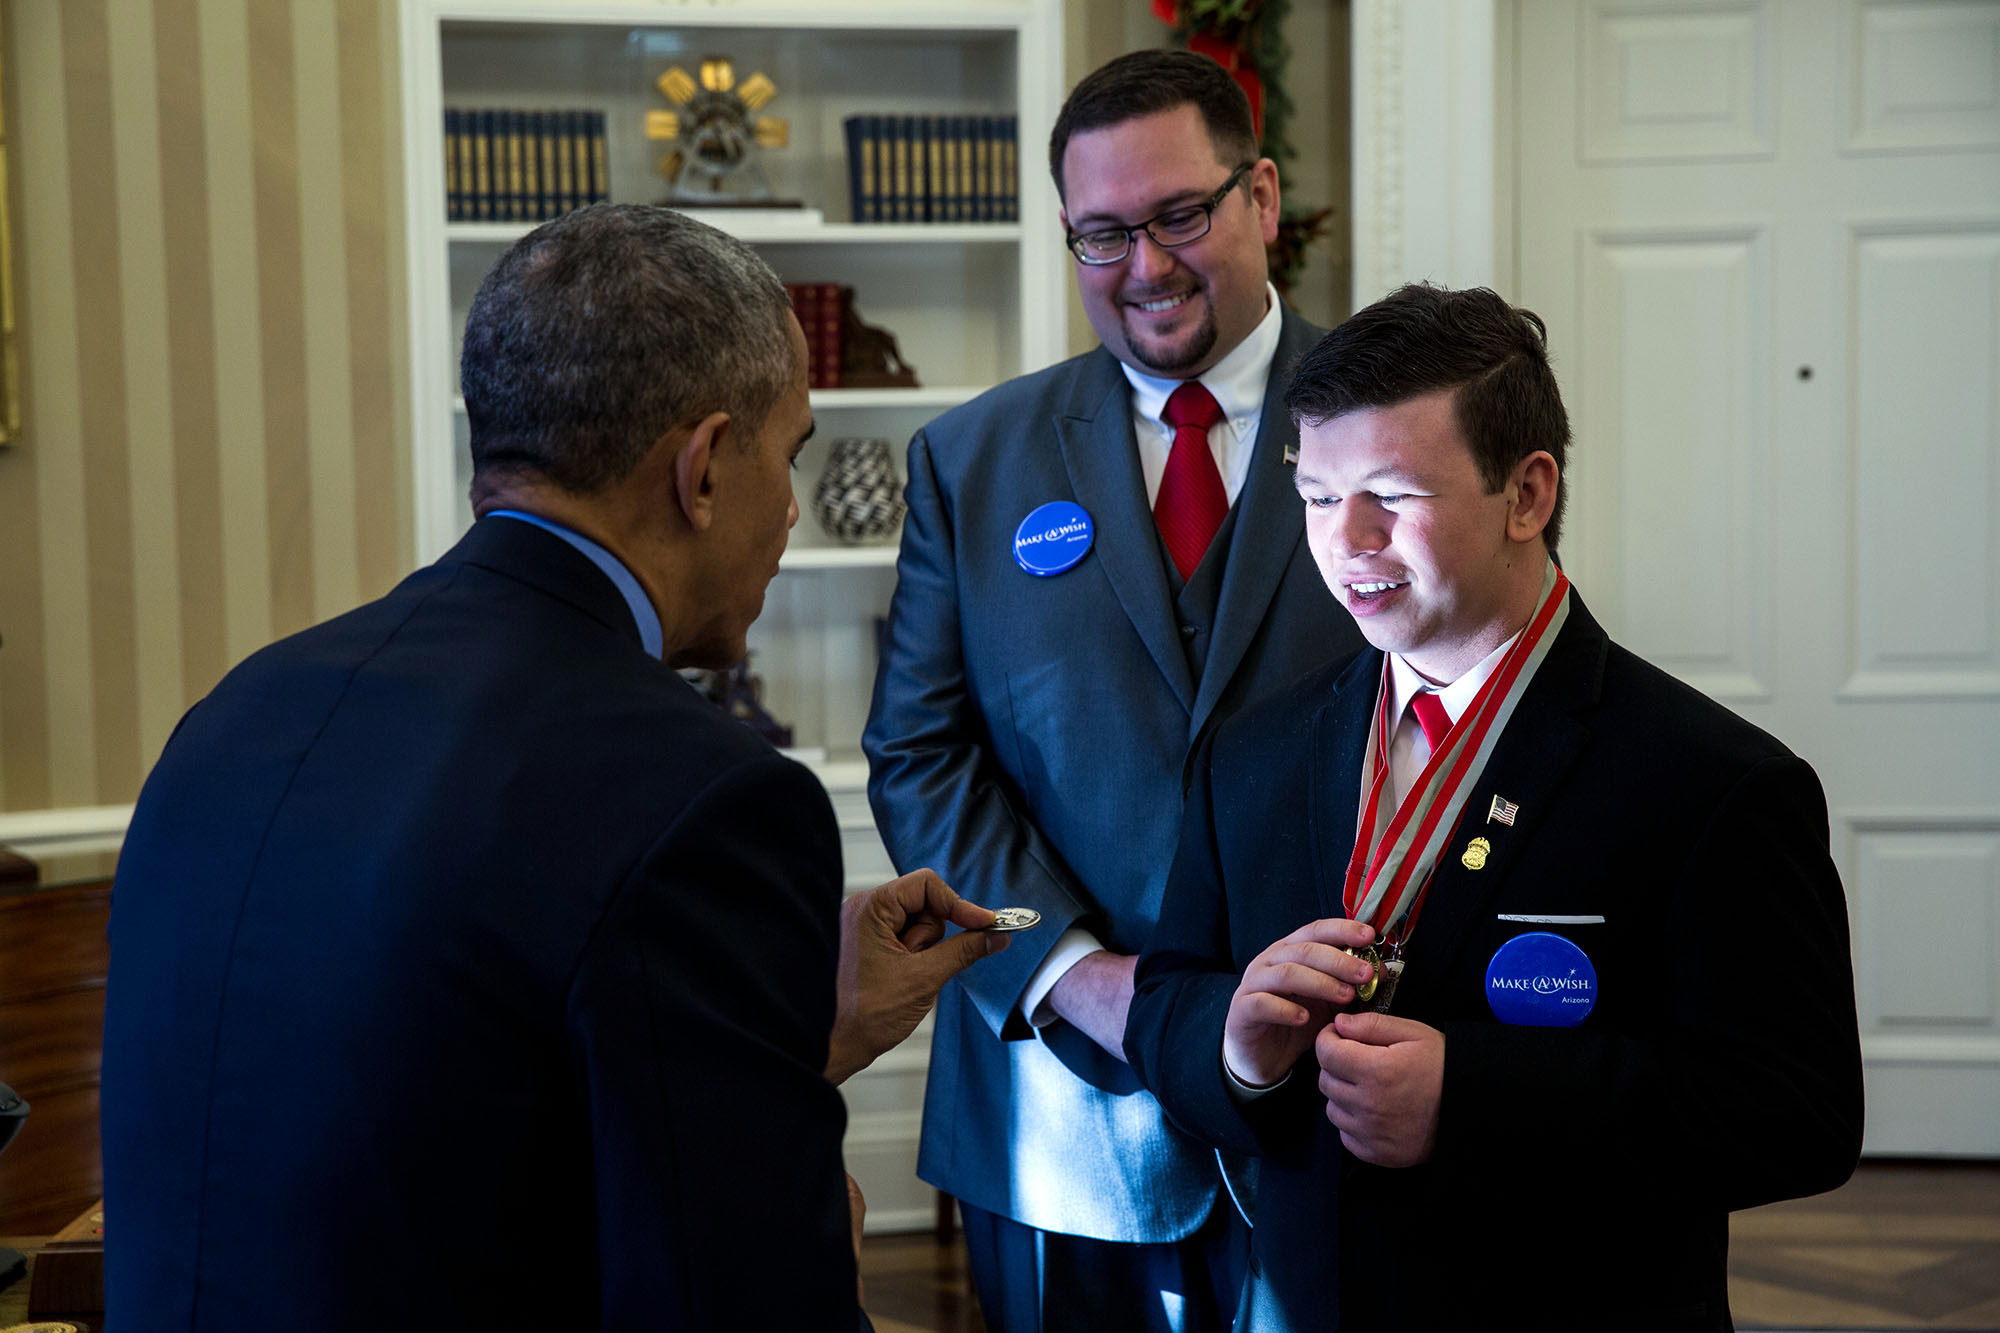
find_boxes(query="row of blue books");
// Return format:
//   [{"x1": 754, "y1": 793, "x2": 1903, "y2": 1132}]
[
  {"x1": 843, "y1": 115, "x2": 1019, "y2": 224},
  {"x1": 444, "y1": 108, "x2": 610, "y2": 223}
]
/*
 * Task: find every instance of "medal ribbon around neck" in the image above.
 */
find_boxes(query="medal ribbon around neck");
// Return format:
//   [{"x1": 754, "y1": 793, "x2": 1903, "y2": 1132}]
[{"x1": 1343, "y1": 562, "x2": 1572, "y2": 941}]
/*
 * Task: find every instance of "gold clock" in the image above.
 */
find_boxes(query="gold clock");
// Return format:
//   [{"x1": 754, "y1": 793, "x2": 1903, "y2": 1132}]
[{"x1": 645, "y1": 57, "x2": 789, "y2": 203}]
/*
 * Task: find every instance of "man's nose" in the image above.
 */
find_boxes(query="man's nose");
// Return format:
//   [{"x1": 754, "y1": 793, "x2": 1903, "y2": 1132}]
[
  {"x1": 1335, "y1": 502, "x2": 1385, "y2": 558},
  {"x1": 1127, "y1": 230, "x2": 1179, "y2": 283}
]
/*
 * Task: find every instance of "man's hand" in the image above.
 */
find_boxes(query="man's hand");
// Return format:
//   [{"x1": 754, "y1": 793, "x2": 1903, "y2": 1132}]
[
  {"x1": 1047, "y1": 949, "x2": 1137, "y2": 1062},
  {"x1": 1315, "y1": 1010, "x2": 1445, "y2": 1167},
  {"x1": 1223, "y1": 918, "x2": 1379, "y2": 1088},
  {"x1": 826, "y1": 869, "x2": 1006, "y2": 1084}
]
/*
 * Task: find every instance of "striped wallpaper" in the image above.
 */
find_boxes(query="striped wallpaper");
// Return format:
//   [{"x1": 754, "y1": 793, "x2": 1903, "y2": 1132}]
[
  {"x1": 0, "y1": 0, "x2": 1339, "y2": 822},
  {"x1": 0, "y1": 0, "x2": 408, "y2": 815}
]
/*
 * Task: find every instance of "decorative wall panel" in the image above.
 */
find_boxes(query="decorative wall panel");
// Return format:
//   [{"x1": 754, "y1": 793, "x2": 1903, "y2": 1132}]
[
  {"x1": 1846, "y1": 223, "x2": 2000, "y2": 699},
  {"x1": 1578, "y1": 226, "x2": 1771, "y2": 700},
  {"x1": 1848, "y1": 816, "x2": 2000, "y2": 1034},
  {"x1": 1845, "y1": 0, "x2": 2000, "y2": 153},
  {"x1": 1580, "y1": 1, "x2": 1772, "y2": 163}
]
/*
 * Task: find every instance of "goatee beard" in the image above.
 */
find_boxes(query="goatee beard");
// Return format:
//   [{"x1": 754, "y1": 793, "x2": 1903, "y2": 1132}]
[{"x1": 1128, "y1": 307, "x2": 1219, "y2": 377}]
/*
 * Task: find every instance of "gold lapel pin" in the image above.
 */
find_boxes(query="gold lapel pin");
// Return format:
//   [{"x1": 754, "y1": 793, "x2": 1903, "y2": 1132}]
[{"x1": 1462, "y1": 836, "x2": 1492, "y2": 870}]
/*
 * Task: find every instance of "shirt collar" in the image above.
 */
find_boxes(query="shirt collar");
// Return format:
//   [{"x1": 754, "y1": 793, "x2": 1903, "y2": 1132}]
[
  {"x1": 1119, "y1": 281, "x2": 1283, "y2": 439},
  {"x1": 1387, "y1": 628, "x2": 1523, "y2": 731},
  {"x1": 487, "y1": 510, "x2": 664, "y2": 659}
]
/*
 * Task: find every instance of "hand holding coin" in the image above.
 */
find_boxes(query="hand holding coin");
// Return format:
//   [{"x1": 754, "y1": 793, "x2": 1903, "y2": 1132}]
[
  {"x1": 826, "y1": 869, "x2": 1010, "y2": 1085},
  {"x1": 984, "y1": 907, "x2": 1042, "y2": 932}
]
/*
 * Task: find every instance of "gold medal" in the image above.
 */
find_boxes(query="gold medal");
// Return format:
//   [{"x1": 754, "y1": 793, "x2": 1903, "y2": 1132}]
[{"x1": 1340, "y1": 943, "x2": 1382, "y2": 1002}]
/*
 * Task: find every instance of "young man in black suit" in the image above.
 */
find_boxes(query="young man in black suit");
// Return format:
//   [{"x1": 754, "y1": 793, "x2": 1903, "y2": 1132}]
[
  {"x1": 101, "y1": 204, "x2": 1002, "y2": 1331},
  {"x1": 1126, "y1": 283, "x2": 1864, "y2": 1330}
]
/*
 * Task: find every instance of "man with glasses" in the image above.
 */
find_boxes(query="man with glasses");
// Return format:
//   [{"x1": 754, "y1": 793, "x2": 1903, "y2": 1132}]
[{"x1": 864, "y1": 49, "x2": 1364, "y2": 1332}]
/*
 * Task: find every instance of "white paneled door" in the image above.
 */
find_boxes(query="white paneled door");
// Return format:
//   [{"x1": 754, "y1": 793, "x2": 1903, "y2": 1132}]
[{"x1": 1515, "y1": 0, "x2": 2000, "y2": 1154}]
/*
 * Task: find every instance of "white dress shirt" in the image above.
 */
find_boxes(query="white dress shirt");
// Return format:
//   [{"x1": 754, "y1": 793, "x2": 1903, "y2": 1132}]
[
  {"x1": 1380, "y1": 631, "x2": 1522, "y2": 808},
  {"x1": 1121, "y1": 281, "x2": 1285, "y2": 508}
]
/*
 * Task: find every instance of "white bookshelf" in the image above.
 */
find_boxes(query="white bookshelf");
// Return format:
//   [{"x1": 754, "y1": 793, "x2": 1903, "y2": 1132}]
[{"x1": 399, "y1": 0, "x2": 1066, "y2": 1235}]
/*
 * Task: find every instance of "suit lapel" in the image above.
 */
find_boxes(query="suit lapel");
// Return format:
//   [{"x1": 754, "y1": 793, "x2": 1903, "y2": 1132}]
[
  {"x1": 1309, "y1": 650, "x2": 1383, "y2": 920},
  {"x1": 1055, "y1": 349, "x2": 1197, "y2": 711},
  {"x1": 1193, "y1": 307, "x2": 1321, "y2": 733},
  {"x1": 1395, "y1": 598, "x2": 1609, "y2": 1008}
]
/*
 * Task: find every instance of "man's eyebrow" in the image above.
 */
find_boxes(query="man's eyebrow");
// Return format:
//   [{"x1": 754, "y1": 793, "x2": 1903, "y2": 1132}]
[
  {"x1": 1068, "y1": 188, "x2": 1211, "y2": 230},
  {"x1": 1291, "y1": 466, "x2": 1425, "y2": 490},
  {"x1": 1358, "y1": 466, "x2": 1423, "y2": 488}
]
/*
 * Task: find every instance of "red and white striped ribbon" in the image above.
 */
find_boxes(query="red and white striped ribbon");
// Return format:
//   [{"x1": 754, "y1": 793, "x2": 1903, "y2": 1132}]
[{"x1": 1342, "y1": 562, "x2": 1572, "y2": 941}]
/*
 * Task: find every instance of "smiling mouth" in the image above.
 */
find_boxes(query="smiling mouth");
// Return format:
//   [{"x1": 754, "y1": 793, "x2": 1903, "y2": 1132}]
[
  {"x1": 1348, "y1": 580, "x2": 1407, "y2": 601},
  {"x1": 1130, "y1": 290, "x2": 1194, "y2": 315}
]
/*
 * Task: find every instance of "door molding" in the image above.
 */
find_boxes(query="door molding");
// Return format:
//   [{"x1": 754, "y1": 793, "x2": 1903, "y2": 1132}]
[{"x1": 1351, "y1": 0, "x2": 1507, "y2": 303}]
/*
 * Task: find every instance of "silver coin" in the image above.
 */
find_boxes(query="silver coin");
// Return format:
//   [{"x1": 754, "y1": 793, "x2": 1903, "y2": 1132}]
[{"x1": 987, "y1": 907, "x2": 1043, "y2": 932}]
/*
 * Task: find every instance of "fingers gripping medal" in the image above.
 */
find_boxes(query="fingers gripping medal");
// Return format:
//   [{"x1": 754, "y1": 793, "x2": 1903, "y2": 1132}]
[
  {"x1": 1337, "y1": 941, "x2": 1404, "y2": 1011},
  {"x1": 1341, "y1": 943, "x2": 1383, "y2": 1003},
  {"x1": 986, "y1": 907, "x2": 1042, "y2": 932}
]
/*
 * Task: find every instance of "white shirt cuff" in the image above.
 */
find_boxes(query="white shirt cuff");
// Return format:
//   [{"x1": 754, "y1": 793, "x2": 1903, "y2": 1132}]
[
  {"x1": 1021, "y1": 927, "x2": 1104, "y2": 1028},
  {"x1": 1224, "y1": 1046, "x2": 1291, "y2": 1101}
]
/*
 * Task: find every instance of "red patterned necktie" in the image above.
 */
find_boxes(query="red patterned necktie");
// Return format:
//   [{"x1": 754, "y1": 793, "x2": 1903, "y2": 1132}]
[
  {"x1": 1155, "y1": 381, "x2": 1229, "y2": 580},
  {"x1": 1410, "y1": 690, "x2": 1452, "y2": 753}
]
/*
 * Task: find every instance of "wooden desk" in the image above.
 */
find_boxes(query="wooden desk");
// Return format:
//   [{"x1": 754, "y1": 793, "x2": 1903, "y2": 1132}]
[
  {"x1": 0, "y1": 1236, "x2": 45, "y2": 1325},
  {"x1": 0, "y1": 881, "x2": 111, "y2": 1235},
  {"x1": 0, "y1": 1199, "x2": 101, "y2": 1327}
]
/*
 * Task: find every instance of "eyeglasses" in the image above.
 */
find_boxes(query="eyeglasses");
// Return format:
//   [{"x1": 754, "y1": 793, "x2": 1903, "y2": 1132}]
[{"x1": 1065, "y1": 163, "x2": 1255, "y2": 266}]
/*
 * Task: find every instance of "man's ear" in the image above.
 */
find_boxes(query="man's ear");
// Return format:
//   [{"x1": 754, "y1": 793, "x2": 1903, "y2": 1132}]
[
  {"x1": 671, "y1": 411, "x2": 732, "y2": 531},
  {"x1": 1506, "y1": 451, "x2": 1560, "y2": 545},
  {"x1": 1251, "y1": 158, "x2": 1282, "y2": 246}
]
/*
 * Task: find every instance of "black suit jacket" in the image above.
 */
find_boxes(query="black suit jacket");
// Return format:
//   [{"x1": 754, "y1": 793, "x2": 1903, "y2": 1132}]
[
  {"x1": 864, "y1": 308, "x2": 1365, "y2": 1241},
  {"x1": 1127, "y1": 592, "x2": 1864, "y2": 1330},
  {"x1": 101, "y1": 518, "x2": 861, "y2": 1330}
]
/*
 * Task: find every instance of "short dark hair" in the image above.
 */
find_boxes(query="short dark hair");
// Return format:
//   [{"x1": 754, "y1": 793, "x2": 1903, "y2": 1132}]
[
  {"x1": 461, "y1": 203, "x2": 797, "y2": 495},
  {"x1": 1285, "y1": 283, "x2": 1571, "y2": 552},
  {"x1": 1048, "y1": 49, "x2": 1260, "y2": 202}
]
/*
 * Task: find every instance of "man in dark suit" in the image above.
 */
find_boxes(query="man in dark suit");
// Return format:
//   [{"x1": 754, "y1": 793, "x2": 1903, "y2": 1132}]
[
  {"x1": 1125, "y1": 283, "x2": 1865, "y2": 1330},
  {"x1": 101, "y1": 204, "x2": 1002, "y2": 1331},
  {"x1": 864, "y1": 49, "x2": 1364, "y2": 1332}
]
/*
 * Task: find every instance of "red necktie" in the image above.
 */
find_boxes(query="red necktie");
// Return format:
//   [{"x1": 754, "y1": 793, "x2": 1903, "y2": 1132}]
[
  {"x1": 1410, "y1": 690, "x2": 1452, "y2": 753},
  {"x1": 1156, "y1": 381, "x2": 1228, "y2": 580}
]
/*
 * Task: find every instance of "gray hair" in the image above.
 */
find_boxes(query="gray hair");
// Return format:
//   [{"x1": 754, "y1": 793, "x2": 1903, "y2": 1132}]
[{"x1": 461, "y1": 203, "x2": 797, "y2": 494}]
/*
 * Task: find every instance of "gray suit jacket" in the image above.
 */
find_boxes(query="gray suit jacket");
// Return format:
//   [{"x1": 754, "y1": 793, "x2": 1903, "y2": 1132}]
[{"x1": 863, "y1": 307, "x2": 1364, "y2": 1241}]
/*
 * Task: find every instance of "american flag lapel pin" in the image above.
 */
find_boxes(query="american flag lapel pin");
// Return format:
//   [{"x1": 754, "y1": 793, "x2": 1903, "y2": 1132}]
[{"x1": 1487, "y1": 795, "x2": 1519, "y2": 826}]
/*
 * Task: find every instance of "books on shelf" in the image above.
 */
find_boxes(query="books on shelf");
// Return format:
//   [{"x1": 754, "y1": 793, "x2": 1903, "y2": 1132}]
[
  {"x1": 786, "y1": 282, "x2": 846, "y2": 389},
  {"x1": 445, "y1": 108, "x2": 609, "y2": 223},
  {"x1": 784, "y1": 285, "x2": 921, "y2": 391},
  {"x1": 843, "y1": 114, "x2": 1018, "y2": 225}
]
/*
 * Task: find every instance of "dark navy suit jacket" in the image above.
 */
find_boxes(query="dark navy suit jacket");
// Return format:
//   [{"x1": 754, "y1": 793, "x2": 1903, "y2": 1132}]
[
  {"x1": 1127, "y1": 591, "x2": 1865, "y2": 1330},
  {"x1": 864, "y1": 308, "x2": 1364, "y2": 1242},
  {"x1": 101, "y1": 517, "x2": 861, "y2": 1330}
]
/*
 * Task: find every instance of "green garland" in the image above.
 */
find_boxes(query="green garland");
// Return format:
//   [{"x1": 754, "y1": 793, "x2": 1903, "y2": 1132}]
[{"x1": 1165, "y1": 0, "x2": 1331, "y2": 294}]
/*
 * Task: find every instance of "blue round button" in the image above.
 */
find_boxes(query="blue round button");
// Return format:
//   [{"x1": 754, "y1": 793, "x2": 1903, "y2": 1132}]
[
  {"x1": 1485, "y1": 931, "x2": 1598, "y2": 1027},
  {"x1": 1013, "y1": 501, "x2": 1095, "y2": 577}
]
